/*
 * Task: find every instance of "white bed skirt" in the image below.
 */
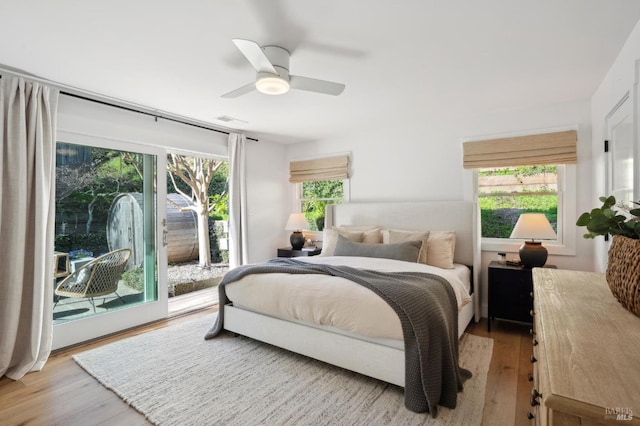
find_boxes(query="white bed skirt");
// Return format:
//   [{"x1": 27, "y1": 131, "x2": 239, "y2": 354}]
[{"x1": 223, "y1": 299, "x2": 474, "y2": 388}]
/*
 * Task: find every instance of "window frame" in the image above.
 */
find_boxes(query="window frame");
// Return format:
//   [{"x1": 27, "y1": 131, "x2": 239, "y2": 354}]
[
  {"x1": 293, "y1": 178, "x2": 351, "y2": 231},
  {"x1": 477, "y1": 164, "x2": 576, "y2": 256}
]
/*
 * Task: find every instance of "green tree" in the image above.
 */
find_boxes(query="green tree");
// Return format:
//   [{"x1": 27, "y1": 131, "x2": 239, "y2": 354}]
[
  {"x1": 57, "y1": 146, "x2": 141, "y2": 233},
  {"x1": 166, "y1": 154, "x2": 228, "y2": 268},
  {"x1": 302, "y1": 180, "x2": 343, "y2": 231}
]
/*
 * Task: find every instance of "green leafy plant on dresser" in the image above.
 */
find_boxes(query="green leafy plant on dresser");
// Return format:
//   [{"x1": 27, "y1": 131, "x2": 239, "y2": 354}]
[
  {"x1": 576, "y1": 195, "x2": 640, "y2": 317},
  {"x1": 576, "y1": 195, "x2": 640, "y2": 239}
]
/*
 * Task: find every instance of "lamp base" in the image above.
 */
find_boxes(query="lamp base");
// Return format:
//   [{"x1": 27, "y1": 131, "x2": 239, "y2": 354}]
[
  {"x1": 519, "y1": 241, "x2": 548, "y2": 268},
  {"x1": 290, "y1": 231, "x2": 305, "y2": 250}
]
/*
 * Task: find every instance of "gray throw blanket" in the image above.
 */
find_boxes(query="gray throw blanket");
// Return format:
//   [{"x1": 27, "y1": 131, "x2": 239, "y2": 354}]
[{"x1": 204, "y1": 258, "x2": 471, "y2": 416}]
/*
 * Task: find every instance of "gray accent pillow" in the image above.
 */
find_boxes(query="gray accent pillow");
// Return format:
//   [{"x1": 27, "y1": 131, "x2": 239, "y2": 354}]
[{"x1": 333, "y1": 234, "x2": 421, "y2": 262}]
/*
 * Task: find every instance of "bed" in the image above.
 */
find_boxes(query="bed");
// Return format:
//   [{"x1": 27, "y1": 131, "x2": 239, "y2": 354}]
[{"x1": 206, "y1": 201, "x2": 480, "y2": 413}]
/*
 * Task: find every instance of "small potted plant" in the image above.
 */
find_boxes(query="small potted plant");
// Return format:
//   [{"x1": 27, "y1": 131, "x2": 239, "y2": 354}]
[{"x1": 577, "y1": 195, "x2": 640, "y2": 317}]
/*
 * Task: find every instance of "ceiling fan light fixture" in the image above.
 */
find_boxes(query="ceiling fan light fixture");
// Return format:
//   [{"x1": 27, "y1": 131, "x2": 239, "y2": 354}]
[{"x1": 256, "y1": 75, "x2": 290, "y2": 95}]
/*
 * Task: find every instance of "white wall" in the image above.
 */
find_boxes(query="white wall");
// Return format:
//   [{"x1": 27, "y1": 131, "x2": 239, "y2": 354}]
[
  {"x1": 285, "y1": 98, "x2": 595, "y2": 317},
  {"x1": 55, "y1": 95, "x2": 232, "y2": 340},
  {"x1": 591, "y1": 19, "x2": 640, "y2": 272},
  {"x1": 58, "y1": 95, "x2": 230, "y2": 157}
]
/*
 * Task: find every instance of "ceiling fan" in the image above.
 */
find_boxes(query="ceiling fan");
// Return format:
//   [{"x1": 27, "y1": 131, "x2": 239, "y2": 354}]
[{"x1": 221, "y1": 39, "x2": 346, "y2": 98}]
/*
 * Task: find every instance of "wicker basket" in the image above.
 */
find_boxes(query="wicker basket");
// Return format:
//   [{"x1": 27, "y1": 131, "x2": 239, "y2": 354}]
[{"x1": 606, "y1": 235, "x2": 640, "y2": 317}]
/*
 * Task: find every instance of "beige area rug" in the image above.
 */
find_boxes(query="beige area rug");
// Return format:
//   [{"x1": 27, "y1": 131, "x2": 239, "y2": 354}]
[{"x1": 73, "y1": 314, "x2": 493, "y2": 426}]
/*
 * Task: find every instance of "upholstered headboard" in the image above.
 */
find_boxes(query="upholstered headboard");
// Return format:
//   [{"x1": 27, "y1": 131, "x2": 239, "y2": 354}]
[{"x1": 325, "y1": 200, "x2": 481, "y2": 321}]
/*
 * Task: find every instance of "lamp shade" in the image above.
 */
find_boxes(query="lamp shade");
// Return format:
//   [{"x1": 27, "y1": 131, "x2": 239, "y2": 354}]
[
  {"x1": 510, "y1": 213, "x2": 556, "y2": 268},
  {"x1": 510, "y1": 213, "x2": 557, "y2": 241},
  {"x1": 285, "y1": 213, "x2": 308, "y2": 231}
]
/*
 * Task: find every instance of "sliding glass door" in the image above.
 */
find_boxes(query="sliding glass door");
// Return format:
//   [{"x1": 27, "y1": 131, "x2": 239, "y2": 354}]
[{"x1": 52, "y1": 132, "x2": 167, "y2": 349}]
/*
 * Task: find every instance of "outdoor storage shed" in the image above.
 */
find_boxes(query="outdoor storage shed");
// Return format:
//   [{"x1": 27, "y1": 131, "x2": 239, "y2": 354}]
[{"x1": 107, "y1": 193, "x2": 198, "y2": 267}]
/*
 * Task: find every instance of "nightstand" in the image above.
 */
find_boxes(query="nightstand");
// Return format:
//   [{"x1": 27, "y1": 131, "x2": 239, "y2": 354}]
[
  {"x1": 487, "y1": 261, "x2": 556, "y2": 332},
  {"x1": 277, "y1": 247, "x2": 322, "y2": 257}
]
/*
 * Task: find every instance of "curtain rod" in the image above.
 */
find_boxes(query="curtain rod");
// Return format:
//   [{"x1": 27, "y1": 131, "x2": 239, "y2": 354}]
[
  {"x1": 0, "y1": 70, "x2": 258, "y2": 142},
  {"x1": 60, "y1": 91, "x2": 259, "y2": 142}
]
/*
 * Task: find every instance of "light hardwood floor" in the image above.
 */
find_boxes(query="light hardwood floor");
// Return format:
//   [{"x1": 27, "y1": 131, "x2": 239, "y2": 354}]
[{"x1": 0, "y1": 309, "x2": 533, "y2": 426}]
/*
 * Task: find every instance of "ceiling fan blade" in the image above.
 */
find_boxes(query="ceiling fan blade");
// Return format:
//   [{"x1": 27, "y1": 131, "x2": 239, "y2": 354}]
[
  {"x1": 232, "y1": 39, "x2": 278, "y2": 75},
  {"x1": 289, "y1": 75, "x2": 345, "y2": 96},
  {"x1": 221, "y1": 82, "x2": 256, "y2": 98}
]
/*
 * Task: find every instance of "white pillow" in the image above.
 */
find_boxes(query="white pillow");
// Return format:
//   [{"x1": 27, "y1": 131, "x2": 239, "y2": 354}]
[
  {"x1": 320, "y1": 228, "x2": 364, "y2": 256},
  {"x1": 426, "y1": 231, "x2": 456, "y2": 269},
  {"x1": 384, "y1": 229, "x2": 430, "y2": 244},
  {"x1": 335, "y1": 225, "x2": 382, "y2": 243},
  {"x1": 76, "y1": 265, "x2": 93, "y2": 284},
  {"x1": 66, "y1": 265, "x2": 93, "y2": 290},
  {"x1": 382, "y1": 229, "x2": 430, "y2": 264}
]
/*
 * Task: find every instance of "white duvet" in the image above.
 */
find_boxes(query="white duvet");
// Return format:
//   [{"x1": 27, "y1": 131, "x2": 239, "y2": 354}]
[{"x1": 224, "y1": 256, "x2": 472, "y2": 342}]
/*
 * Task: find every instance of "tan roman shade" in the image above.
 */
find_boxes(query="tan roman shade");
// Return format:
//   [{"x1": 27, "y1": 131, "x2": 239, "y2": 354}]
[
  {"x1": 463, "y1": 130, "x2": 577, "y2": 168},
  {"x1": 289, "y1": 155, "x2": 350, "y2": 183}
]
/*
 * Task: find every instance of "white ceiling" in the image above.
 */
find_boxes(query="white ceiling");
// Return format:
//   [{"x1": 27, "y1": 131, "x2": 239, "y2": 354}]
[{"x1": 1, "y1": 0, "x2": 640, "y2": 145}]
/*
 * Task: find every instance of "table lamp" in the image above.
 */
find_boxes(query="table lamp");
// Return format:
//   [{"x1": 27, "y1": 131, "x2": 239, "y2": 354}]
[
  {"x1": 510, "y1": 213, "x2": 557, "y2": 268},
  {"x1": 285, "y1": 213, "x2": 309, "y2": 250}
]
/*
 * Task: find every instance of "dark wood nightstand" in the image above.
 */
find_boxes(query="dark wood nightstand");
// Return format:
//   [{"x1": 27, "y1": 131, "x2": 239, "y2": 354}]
[
  {"x1": 277, "y1": 247, "x2": 322, "y2": 257},
  {"x1": 487, "y1": 261, "x2": 556, "y2": 332}
]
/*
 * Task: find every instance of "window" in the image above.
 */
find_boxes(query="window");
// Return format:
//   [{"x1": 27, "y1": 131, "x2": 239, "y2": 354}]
[
  {"x1": 464, "y1": 129, "x2": 577, "y2": 254},
  {"x1": 298, "y1": 179, "x2": 345, "y2": 231},
  {"x1": 478, "y1": 165, "x2": 559, "y2": 239},
  {"x1": 289, "y1": 154, "x2": 350, "y2": 231}
]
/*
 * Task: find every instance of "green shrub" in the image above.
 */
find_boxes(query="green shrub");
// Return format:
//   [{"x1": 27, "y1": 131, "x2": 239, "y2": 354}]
[
  {"x1": 121, "y1": 267, "x2": 144, "y2": 291},
  {"x1": 54, "y1": 234, "x2": 73, "y2": 252},
  {"x1": 209, "y1": 219, "x2": 223, "y2": 263},
  {"x1": 54, "y1": 232, "x2": 108, "y2": 256}
]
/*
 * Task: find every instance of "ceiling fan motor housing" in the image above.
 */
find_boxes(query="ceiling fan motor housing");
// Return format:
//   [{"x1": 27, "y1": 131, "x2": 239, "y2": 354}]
[
  {"x1": 262, "y1": 46, "x2": 290, "y2": 72},
  {"x1": 255, "y1": 46, "x2": 291, "y2": 94}
]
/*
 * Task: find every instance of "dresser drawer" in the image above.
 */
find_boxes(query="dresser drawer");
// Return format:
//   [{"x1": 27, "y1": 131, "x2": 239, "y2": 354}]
[{"x1": 530, "y1": 306, "x2": 546, "y2": 425}]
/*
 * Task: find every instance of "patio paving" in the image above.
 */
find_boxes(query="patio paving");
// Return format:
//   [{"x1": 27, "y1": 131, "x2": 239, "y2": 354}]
[
  {"x1": 52, "y1": 280, "x2": 144, "y2": 323},
  {"x1": 53, "y1": 281, "x2": 220, "y2": 323}
]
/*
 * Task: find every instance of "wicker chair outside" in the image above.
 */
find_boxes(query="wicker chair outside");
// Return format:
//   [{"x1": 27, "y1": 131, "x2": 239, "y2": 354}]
[{"x1": 54, "y1": 248, "x2": 131, "y2": 313}]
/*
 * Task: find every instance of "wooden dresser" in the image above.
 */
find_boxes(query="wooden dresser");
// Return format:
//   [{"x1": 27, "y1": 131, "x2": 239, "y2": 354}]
[{"x1": 531, "y1": 268, "x2": 640, "y2": 425}]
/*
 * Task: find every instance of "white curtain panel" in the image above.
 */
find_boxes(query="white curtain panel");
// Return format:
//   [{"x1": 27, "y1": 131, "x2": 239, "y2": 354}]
[
  {"x1": 0, "y1": 76, "x2": 59, "y2": 380},
  {"x1": 228, "y1": 133, "x2": 248, "y2": 268}
]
